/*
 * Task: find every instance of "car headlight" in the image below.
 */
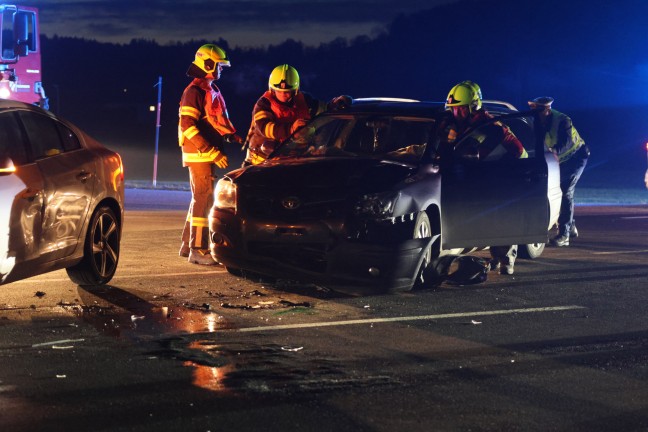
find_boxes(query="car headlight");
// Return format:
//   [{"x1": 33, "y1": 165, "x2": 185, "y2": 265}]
[
  {"x1": 215, "y1": 178, "x2": 237, "y2": 212},
  {"x1": 354, "y1": 191, "x2": 400, "y2": 219}
]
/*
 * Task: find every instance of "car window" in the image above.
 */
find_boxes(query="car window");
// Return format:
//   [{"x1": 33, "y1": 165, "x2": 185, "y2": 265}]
[
  {"x1": 0, "y1": 111, "x2": 29, "y2": 166},
  {"x1": 17, "y1": 111, "x2": 65, "y2": 159},
  {"x1": 276, "y1": 115, "x2": 436, "y2": 163},
  {"x1": 57, "y1": 123, "x2": 81, "y2": 151},
  {"x1": 454, "y1": 114, "x2": 536, "y2": 162}
]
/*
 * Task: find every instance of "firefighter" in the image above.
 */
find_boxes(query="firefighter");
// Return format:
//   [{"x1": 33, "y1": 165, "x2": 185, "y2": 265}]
[
  {"x1": 444, "y1": 82, "x2": 527, "y2": 275},
  {"x1": 529, "y1": 96, "x2": 589, "y2": 247},
  {"x1": 243, "y1": 64, "x2": 352, "y2": 166},
  {"x1": 178, "y1": 44, "x2": 243, "y2": 265}
]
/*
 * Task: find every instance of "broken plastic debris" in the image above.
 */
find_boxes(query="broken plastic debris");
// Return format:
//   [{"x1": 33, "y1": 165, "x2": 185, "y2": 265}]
[
  {"x1": 56, "y1": 375, "x2": 67, "y2": 379},
  {"x1": 364, "y1": 305, "x2": 371, "y2": 309},
  {"x1": 32, "y1": 338, "x2": 85, "y2": 348},
  {"x1": 34, "y1": 291, "x2": 46, "y2": 298},
  {"x1": 281, "y1": 346, "x2": 304, "y2": 352},
  {"x1": 471, "y1": 320, "x2": 482, "y2": 325},
  {"x1": 52, "y1": 345, "x2": 74, "y2": 350},
  {"x1": 131, "y1": 315, "x2": 145, "y2": 322}
]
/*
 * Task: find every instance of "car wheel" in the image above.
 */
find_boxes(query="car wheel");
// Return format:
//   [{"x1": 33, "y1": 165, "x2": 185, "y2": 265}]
[
  {"x1": 412, "y1": 212, "x2": 432, "y2": 290},
  {"x1": 519, "y1": 242, "x2": 545, "y2": 259},
  {"x1": 66, "y1": 206, "x2": 120, "y2": 286}
]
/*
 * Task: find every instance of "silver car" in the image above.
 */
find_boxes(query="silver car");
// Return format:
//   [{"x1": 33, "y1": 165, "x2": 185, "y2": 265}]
[{"x1": 0, "y1": 99, "x2": 124, "y2": 286}]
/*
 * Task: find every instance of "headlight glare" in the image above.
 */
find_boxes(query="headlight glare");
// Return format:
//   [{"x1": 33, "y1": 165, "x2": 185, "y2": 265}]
[{"x1": 215, "y1": 178, "x2": 237, "y2": 212}]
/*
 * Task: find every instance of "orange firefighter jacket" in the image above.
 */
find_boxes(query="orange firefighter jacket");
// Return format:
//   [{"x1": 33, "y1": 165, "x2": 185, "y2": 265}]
[{"x1": 178, "y1": 78, "x2": 236, "y2": 166}]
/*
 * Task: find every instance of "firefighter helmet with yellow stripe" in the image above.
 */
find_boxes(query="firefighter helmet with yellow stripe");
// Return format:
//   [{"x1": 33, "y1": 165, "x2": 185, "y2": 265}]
[
  {"x1": 188, "y1": 44, "x2": 230, "y2": 78},
  {"x1": 268, "y1": 64, "x2": 300, "y2": 92}
]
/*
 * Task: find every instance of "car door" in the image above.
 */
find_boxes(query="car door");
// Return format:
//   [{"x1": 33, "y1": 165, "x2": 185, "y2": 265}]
[
  {"x1": 17, "y1": 110, "x2": 96, "y2": 261},
  {"x1": 0, "y1": 110, "x2": 47, "y2": 282},
  {"x1": 440, "y1": 113, "x2": 550, "y2": 249}
]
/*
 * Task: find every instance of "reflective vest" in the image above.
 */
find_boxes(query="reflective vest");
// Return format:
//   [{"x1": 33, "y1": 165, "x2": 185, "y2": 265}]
[{"x1": 542, "y1": 110, "x2": 585, "y2": 163}]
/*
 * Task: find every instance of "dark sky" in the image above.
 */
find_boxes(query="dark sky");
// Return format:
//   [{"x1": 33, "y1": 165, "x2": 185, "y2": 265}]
[{"x1": 19, "y1": 0, "x2": 457, "y2": 47}]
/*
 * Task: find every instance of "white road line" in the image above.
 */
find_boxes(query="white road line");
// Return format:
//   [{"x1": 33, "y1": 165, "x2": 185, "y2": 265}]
[
  {"x1": 591, "y1": 249, "x2": 648, "y2": 255},
  {"x1": 12, "y1": 270, "x2": 226, "y2": 284},
  {"x1": 620, "y1": 216, "x2": 648, "y2": 220},
  {"x1": 234, "y1": 305, "x2": 587, "y2": 333}
]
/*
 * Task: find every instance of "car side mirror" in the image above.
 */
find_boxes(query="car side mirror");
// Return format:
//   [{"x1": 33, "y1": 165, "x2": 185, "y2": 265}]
[{"x1": 0, "y1": 155, "x2": 16, "y2": 176}]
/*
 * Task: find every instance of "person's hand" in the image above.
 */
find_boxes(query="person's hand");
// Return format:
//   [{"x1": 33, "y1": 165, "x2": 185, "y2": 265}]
[
  {"x1": 328, "y1": 95, "x2": 352, "y2": 111},
  {"x1": 290, "y1": 118, "x2": 308, "y2": 134},
  {"x1": 225, "y1": 133, "x2": 244, "y2": 145},
  {"x1": 204, "y1": 147, "x2": 229, "y2": 168}
]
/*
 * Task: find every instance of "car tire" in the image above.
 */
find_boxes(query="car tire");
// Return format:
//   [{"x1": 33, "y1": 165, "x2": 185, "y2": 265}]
[
  {"x1": 66, "y1": 206, "x2": 120, "y2": 286},
  {"x1": 226, "y1": 267, "x2": 243, "y2": 277},
  {"x1": 411, "y1": 212, "x2": 433, "y2": 290},
  {"x1": 519, "y1": 242, "x2": 545, "y2": 259}
]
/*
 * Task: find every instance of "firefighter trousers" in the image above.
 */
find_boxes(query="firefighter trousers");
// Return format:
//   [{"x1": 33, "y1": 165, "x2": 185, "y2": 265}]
[{"x1": 181, "y1": 163, "x2": 215, "y2": 251}]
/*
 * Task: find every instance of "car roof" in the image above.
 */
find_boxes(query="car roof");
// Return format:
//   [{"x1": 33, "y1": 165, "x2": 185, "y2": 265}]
[{"x1": 338, "y1": 98, "x2": 519, "y2": 118}]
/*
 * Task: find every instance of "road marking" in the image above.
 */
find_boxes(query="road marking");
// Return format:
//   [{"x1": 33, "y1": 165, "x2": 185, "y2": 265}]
[
  {"x1": 12, "y1": 270, "x2": 226, "y2": 284},
  {"x1": 234, "y1": 305, "x2": 587, "y2": 333},
  {"x1": 591, "y1": 249, "x2": 648, "y2": 255},
  {"x1": 620, "y1": 216, "x2": 648, "y2": 220}
]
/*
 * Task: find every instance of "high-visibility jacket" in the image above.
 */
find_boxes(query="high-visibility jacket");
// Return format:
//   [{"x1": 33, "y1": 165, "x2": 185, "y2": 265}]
[
  {"x1": 178, "y1": 78, "x2": 236, "y2": 166},
  {"x1": 244, "y1": 91, "x2": 326, "y2": 165},
  {"x1": 539, "y1": 109, "x2": 586, "y2": 163}
]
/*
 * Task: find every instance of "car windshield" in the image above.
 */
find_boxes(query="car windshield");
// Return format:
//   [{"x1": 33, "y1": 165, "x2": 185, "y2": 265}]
[{"x1": 273, "y1": 114, "x2": 438, "y2": 163}]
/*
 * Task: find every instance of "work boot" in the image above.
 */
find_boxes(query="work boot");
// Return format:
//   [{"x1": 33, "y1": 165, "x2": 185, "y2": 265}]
[
  {"x1": 488, "y1": 259, "x2": 500, "y2": 272},
  {"x1": 500, "y1": 264, "x2": 514, "y2": 275},
  {"x1": 188, "y1": 249, "x2": 218, "y2": 265},
  {"x1": 550, "y1": 234, "x2": 570, "y2": 247},
  {"x1": 569, "y1": 224, "x2": 579, "y2": 239},
  {"x1": 179, "y1": 243, "x2": 190, "y2": 258}
]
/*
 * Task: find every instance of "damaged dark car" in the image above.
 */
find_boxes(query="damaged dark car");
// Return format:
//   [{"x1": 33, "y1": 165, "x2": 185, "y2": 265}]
[{"x1": 209, "y1": 99, "x2": 561, "y2": 294}]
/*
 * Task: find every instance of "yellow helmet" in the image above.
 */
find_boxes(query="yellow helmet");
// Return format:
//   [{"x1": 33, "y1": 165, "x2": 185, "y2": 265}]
[
  {"x1": 268, "y1": 64, "x2": 300, "y2": 92},
  {"x1": 461, "y1": 80, "x2": 482, "y2": 100},
  {"x1": 189, "y1": 44, "x2": 230, "y2": 77},
  {"x1": 445, "y1": 82, "x2": 482, "y2": 111}
]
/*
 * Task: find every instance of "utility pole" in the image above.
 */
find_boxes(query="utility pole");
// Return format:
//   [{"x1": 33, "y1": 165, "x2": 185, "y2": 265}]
[{"x1": 153, "y1": 76, "x2": 162, "y2": 188}]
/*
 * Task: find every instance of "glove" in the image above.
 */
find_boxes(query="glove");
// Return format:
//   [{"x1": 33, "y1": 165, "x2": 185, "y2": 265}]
[
  {"x1": 213, "y1": 151, "x2": 229, "y2": 169},
  {"x1": 203, "y1": 147, "x2": 229, "y2": 168},
  {"x1": 224, "y1": 133, "x2": 244, "y2": 145},
  {"x1": 290, "y1": 118, "x2": 308, "y2": 134},
  {"x1": 328, "y1": 95, "x2": 352, "y2": 111}
]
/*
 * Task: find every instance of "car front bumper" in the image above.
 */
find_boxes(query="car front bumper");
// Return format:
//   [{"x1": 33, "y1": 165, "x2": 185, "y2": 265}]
[{"x1": 210, "y1": 210, "x2": 433, "y2": 294}]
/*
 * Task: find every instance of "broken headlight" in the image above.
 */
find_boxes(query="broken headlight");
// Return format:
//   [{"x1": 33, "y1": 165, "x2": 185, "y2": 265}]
[{"x1": 354, "y1": 191, "x2": 400, "y2": 219}]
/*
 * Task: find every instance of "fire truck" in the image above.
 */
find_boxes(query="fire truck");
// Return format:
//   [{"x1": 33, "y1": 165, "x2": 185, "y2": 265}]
[{"x1": 0, "y1": 4, "x2": 47, "y2": 109}]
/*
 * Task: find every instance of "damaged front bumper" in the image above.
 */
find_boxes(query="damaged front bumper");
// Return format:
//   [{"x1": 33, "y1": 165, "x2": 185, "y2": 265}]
[{"x1": 210, "y1": 211, "x2": 434, "y2": 294}]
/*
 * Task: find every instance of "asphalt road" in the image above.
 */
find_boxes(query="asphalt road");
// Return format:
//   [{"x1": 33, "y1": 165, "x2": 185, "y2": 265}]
[{"x1": 1, "y1": 204, "x2": 648, "y2": 431}]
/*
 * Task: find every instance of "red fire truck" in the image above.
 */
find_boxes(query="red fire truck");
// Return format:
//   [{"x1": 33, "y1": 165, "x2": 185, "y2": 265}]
[{"x1": 0, "y1": 4, "x2": 47, "y2": 109}]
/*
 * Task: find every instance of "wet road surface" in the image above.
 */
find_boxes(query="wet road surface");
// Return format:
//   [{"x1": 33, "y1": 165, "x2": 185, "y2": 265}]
[{"x1": 1, "y1": 205, "x2": 648, "y2": 431}]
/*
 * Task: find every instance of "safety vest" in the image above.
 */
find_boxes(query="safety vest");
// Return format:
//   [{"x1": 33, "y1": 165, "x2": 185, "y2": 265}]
[
  {"x1": 542, "y1": 110, "x2": 585, "y2": 163},
  {"x1": 178, "y1": 79, "x2": 235, "y2": 165}
]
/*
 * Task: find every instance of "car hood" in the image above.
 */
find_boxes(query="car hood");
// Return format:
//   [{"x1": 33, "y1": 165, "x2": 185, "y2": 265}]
[{"x1": 230, "y1": 157, "x2": 417, "y2": 193}]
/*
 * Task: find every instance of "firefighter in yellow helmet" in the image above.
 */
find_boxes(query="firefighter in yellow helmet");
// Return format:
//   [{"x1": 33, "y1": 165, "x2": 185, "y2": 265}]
[
  {"x1": 528, "y1": 96, "x2": 589, "y2": 247},
  {"x1": 443, "y1": 81, "x2": 527, "y2": 275},
  {"x1": 178, "y1": 44, "x2": 243, "y2": 265},
  {"x1": 243, "y1": 64, "x2": 352, "y2": 166}
]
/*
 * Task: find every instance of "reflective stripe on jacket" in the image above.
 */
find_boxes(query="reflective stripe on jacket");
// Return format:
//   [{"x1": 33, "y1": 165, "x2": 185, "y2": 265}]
[
  {"x1": 178, "y1": 78, "x2": 236, "y2": 166},
  {"x1": 245, "y1": 91, "x2": 325, "y2": 165}
]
